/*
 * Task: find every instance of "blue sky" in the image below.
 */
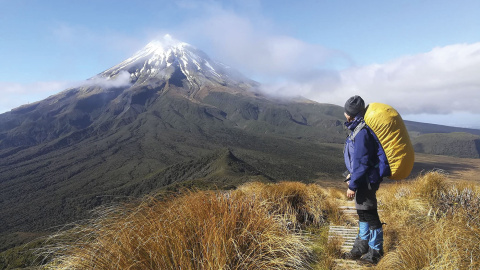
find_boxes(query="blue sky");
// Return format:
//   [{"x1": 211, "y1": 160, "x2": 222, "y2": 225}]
[{"x1": 1, "y1": 0, "x2": 479, "y2": 128}]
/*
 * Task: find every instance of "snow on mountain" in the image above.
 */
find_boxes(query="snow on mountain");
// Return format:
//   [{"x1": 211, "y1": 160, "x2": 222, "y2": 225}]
[{"x1": 99, "y1": 35, "x2": 252, "y2": 89}]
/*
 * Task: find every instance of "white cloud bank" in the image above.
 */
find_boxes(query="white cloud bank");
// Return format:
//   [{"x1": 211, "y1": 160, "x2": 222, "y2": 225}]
[
  {"x1": 258, "y1": 43, "x2": 480, "y2": 124},
  {"x1": 332, "y1": 42, "x2": 480, "y2": 115}
]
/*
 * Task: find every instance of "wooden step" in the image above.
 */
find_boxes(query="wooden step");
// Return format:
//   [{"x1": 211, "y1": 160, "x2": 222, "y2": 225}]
[
  {"x1": 327, "y1": 200, "x2": 375, "y2": 269},
  {"x1": 334, "y1": 259, "x2": 371, "y2": 269}
]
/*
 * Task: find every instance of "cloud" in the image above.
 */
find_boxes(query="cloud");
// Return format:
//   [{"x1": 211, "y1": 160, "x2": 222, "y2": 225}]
[
  {"x1": 173, "y1": 1, "x2": 349, "y2": 80},
  {"x1": 255, "y1": 43, "x2": 480, "y2": 117},
  {"x1": 0, "y1": 80, "x2": 74, "y2": 113},
  {"x1": 84, "y1": 71, "x2": 132, "y2": 89},
  {"x1": 329, "y1": 43, "x2": 480, "y2": 114}
]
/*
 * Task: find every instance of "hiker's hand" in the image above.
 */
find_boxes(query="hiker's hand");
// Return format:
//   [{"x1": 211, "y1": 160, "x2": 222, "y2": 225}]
[{"x1": 347, "y1": 189, "x2": 355, "y2": 199}]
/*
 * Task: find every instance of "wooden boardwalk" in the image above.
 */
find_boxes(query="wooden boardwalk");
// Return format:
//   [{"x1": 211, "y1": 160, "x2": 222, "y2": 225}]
[{"x1": 328, "y1": 199, "x2": 372, "y2": 270}]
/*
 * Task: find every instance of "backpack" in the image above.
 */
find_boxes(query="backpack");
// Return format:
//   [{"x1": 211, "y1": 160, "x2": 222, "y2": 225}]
[
  {"x1": 348, "y1": 120, "x2": 389, "y2": 184},
  {"x1": 362, "y1": 103, "x2": 415, "y2": 180}
]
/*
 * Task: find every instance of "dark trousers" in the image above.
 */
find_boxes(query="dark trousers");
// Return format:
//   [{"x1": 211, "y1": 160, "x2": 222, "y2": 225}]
[
  {"x1": 355, "y1": 181, "x2": 382, "y2": 230},
  {"x1": 357, "y1": 209, "x2": 382, "y2": 230}
]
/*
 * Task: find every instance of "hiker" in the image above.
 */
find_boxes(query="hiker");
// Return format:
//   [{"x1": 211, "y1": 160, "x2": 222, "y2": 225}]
[{"x1": 342, "y1": 95, "x2": 384, "y2": 264}]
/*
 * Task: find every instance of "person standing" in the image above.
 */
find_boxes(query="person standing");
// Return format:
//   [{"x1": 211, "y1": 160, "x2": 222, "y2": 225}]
[{"x1": 342, "y1": 95, "x2": 384, "y2": 264}]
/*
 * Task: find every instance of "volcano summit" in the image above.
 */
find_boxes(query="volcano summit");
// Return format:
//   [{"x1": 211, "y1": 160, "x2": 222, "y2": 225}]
[{"x1": 101, "y1": 36, "x2": 254, "y2": 92}]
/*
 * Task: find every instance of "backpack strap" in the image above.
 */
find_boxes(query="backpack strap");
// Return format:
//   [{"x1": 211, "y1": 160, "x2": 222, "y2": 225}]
[{"x1": 350, "y1": 120, "x2": 366, "y2": 141}]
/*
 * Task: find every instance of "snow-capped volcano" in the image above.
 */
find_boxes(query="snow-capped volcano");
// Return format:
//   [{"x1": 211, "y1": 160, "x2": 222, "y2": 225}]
[{"x1": 100, "y1": 35, "x2": 254, "y2": 90}]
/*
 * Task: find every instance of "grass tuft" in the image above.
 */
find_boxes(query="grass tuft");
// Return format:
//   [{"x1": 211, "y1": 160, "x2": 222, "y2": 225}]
[
  {"x1": 376, "y1": 171, "x2": 480, "y2": 269},
  {"x1": 235, "y1": 181, "x2": 343, "y2": 228}
]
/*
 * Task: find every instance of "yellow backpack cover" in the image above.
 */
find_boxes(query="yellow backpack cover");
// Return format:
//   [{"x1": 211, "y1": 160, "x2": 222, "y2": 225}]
[{"x1": 364, "y1": 103, "x2": 415, "y2": 180}]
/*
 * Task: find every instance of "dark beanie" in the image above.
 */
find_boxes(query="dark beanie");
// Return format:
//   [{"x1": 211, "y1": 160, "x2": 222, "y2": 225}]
[{"x1": 344, "y1": 95, "x2": 365, "y2": 117}]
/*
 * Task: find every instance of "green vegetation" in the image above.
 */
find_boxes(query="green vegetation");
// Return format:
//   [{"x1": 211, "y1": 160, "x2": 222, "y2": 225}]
[
  {"x1": 411, "y1": 132, "x2": 480, "y2": 158},
  {"x1": 0, "y1": 239, "x2": 49, "y2": 269},
  {"x1": 0, "y1": 90, "x2": 346, "y2": 252}
]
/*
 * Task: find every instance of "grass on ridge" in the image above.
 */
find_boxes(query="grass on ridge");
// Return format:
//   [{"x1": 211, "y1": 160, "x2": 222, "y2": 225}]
[
  {"x1": 37, "y1": 171, "x2": 480, "y2": 270},
  {"x1": 43, "y1": 182, "x2": 343, "y2": 270}
]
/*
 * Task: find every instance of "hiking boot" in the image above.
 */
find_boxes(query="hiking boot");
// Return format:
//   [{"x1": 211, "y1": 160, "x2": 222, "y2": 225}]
[
  {"x1": 343, "y1": 237, "x2": 369, "y2": 260},
  {"x1": 360, "y1": 247, "x2": 383, "y2": 264}
]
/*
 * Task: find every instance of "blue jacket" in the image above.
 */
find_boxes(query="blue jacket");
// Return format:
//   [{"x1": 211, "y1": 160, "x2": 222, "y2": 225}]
[{"x1": 344, "y1": 116, "x2": 382, "y2": 191}]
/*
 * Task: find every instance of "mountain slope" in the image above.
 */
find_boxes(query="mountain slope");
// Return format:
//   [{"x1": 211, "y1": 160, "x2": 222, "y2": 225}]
[
  {"x1": 412, "y1": 132, "x2": 480, "y2": 158},
  {"x1": 405, "y1": 120, "x2": 480, "y2": 136},
  {"x1": 0, "y1": 37, "x2": 347, "y2": 251},
  {"x1": 405, "y1": 121, "x2": 480, "y2": 158}
]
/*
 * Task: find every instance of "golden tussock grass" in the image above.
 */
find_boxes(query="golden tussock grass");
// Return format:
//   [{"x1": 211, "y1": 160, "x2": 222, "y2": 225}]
[
  {"x1": 376, "y1": 171, "x2": 480, "y2": 270},
  {"x1": 43, "y1": 171, "x2": 480, "y2": 269},
  {"x1": 45, "y1": 182, "x2": 342, "y2": 270},
  {"x1": 235, "y1": 182, "x2": 345, "y2": 228}
]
